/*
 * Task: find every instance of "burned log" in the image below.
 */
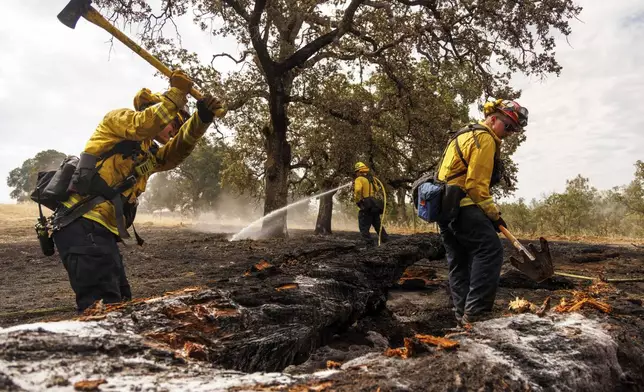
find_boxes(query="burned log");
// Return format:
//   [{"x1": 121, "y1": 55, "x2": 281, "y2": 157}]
[{"x1": 0, "y1": 234, "x2": 444, "y2": 375}]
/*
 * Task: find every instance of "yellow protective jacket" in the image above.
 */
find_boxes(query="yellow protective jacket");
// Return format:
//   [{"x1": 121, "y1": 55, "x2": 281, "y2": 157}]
[
  {"x1": 354, "y1": 174, "x2": 379, "y2": 203},
  {"x1": 62, "y1": 87, "x2": 210, "y2": 236},
  {"x1": 436, "y1": 122, "x2": 501, "y2": 221}
]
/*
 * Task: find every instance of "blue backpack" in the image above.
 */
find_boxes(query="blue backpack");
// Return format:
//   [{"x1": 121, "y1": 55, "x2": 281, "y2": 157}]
[
  {"x1": 412, "y1": 123, "x2": 496, "y2": 223},
  {"x1": 411, "y1": 174, "x2": 445, "y2": 223},
  {"x1": 417, "y1": 181, "x2": 444, "y2": 222}
]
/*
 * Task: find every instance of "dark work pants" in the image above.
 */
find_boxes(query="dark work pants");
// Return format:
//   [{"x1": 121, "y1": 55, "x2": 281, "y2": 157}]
[
  {"x1": 358, "y1": 209, "x2": 389, "y2": 246},
  {"x1": 438, "y1": 206, "x2": 503, "y2": 320},
  {"x1": 53, "y1": 218, "x2": 131, "y2": 312}
]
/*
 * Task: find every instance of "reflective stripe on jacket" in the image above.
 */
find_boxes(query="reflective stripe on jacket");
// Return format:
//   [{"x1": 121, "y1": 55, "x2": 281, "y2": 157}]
[{"x1": 436, "y1": 122, "x2": 501, "y2": 221}]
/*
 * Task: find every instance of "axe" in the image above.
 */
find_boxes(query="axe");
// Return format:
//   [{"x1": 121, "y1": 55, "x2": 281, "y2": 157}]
[{"x1": 57, "y1": 0, "x2": 225, "y2": 117}]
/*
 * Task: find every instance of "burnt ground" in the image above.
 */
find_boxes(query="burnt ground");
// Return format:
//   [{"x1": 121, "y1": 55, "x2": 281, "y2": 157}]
[
  {"x1": 1, "y1": 224, "x2": 644, "y2": 391},
  {"x1": 1, "y1": 224, "x2": 642, "y2": 329}
]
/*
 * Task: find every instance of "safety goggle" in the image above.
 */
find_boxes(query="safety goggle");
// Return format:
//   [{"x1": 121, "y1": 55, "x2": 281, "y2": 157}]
[{"x1": 503, "y1": 121, "x2": 519, "y2": 133}]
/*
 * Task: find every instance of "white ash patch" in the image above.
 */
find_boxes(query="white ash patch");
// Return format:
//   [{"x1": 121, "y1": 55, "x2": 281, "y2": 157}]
[{"x1": 0, "y1": 321, "x2": 111, "y2": 338}]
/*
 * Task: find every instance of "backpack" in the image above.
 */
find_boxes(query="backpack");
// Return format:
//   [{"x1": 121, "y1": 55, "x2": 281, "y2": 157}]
[
  {"x1": 411, "y1": 173, "x2": 443, "y2": 223},
  {"x1": 30, "y1": 156, "x2": 79, "y2": 211},
  {"x1": 411, "y1": 124, "x2": 497, "y2": 223},
  {"x1": 29, "y1": 140, "x2": 145, "y2": 212},
  {"x1": 30, "y1": 140, "x2": 152, "y2": 244},
  {"x1": 358, "y1": 173, "x2": 385, "y2": 214}
]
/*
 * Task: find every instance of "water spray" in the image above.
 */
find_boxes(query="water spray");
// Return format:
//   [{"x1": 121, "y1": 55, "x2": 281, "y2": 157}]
[{"x1": 230, "y1": 182, "x2": 352, "y2": 241}]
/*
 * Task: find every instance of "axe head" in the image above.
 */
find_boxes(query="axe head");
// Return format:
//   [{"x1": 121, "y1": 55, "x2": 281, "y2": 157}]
[{"x1": 57, "y1": 0, "x2": 92, "y2": 29}]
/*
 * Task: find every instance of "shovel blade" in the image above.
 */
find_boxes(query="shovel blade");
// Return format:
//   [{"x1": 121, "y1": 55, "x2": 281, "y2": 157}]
[{"x1": 509, "y1": 237, "x2": 555, "y2": 282}]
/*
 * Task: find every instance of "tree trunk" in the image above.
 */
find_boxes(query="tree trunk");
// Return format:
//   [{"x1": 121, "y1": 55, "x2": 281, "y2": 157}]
[
  {"x1": 262, "y1": 79, "x2": 292, "y2": 238},
  {"x1": 315, "y1": 190, "x2": 337, "y2": 235},
  {"x1": 397, "y1": 188, "x2": 407, "y2": 224}
]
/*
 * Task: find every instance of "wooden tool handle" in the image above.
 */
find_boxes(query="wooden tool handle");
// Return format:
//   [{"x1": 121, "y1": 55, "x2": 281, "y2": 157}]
[
  {"x1": 499, "y1": 225, "x2": 536, "y2": 261},
  {"x1": 84, "y1": 7, "x2": 226, "y2": 117}
]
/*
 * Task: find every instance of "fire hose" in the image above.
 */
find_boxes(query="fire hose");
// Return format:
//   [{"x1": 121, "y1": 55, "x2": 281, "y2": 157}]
[{"x1": 374, "y1": 177, "x2": 387, "y2": 247}]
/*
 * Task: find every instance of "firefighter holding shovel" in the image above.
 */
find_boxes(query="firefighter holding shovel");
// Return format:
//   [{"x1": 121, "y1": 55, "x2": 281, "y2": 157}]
[{"x1": 436, "y1": 99, "x2": 528, "y2": 325}]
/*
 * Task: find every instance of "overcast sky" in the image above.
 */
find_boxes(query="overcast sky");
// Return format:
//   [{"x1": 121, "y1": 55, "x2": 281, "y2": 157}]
[{"x1": 1, "y1": 1, "x2": 643, "y2": 204}]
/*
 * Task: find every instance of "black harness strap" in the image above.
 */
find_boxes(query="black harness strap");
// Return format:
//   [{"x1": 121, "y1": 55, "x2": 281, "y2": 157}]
[
  {"x1": 53, "y1": 175, "x2": 139, "y2": 238},
  {"x1": 53, "y1": 139, "x2": 152, "y2": 244}
]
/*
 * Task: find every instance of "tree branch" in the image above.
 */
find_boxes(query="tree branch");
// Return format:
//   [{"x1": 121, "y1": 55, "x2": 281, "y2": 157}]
[
  {"x1": 227, "y1": 89, "x2": 270, "y2": 111},
  {"x1": 289, "y1": 95, "x2": 362, "y2": 125},
  {"x1": 211, "y1": 51, "x2": 251, "y2": 65},
  {"x1": 277, "y1": 0, "x2": 366, "y2": 73},
  {"x1": 247, "y1": 0, "x2": 274, "y2": 72},
  {"x1": 221, "y1": 0, "x2": 250, "y2": 20}
]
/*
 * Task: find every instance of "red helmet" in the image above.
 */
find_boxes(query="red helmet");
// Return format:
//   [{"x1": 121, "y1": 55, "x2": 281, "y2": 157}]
[
  {"x1": 482, "y1": 99, "x2": 529, "y2": 129},
  {"x1": 497, "y1": 100, "x2": 528, "y2": 128}
]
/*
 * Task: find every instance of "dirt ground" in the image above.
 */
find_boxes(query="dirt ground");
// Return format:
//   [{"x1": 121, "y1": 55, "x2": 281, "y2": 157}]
[
  {"x1": 1, "y1": 204, "x2": 644, "y2": 390},
  {"x1": 1, "y1": 203, "x2": 643, "y2": 331},
  {"x1": 0, "y1": 207, "x2": 644, "y2": 332}
]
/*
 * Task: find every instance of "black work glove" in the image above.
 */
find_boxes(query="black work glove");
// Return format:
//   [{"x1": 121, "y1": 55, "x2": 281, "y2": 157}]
[
  {"x1": 493, "y1": 216, "x2": 508, "y2": 233},
  {"x1": 197, "y1": 94, "x2": 225, "y2": 123}
]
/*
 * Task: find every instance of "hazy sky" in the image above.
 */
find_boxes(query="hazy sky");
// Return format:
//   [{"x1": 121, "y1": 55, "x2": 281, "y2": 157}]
[{"x1": 1, "y1": 1, "x2": 643, "y2": 204}]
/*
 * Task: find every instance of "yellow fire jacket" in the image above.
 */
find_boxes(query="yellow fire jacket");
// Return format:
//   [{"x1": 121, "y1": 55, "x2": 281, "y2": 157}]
[
  {"x1": 436, "y1": 122, "x2": 501, "y2": 221},
  {"x1": 62, "y1": 87, "x2": 210, "y2": 236},
  {"x1": 354, "y1": 175, "x2": 379, "y2": 203}
]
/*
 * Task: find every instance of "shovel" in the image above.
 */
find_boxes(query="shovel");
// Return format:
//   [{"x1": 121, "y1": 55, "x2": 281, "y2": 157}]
[{"x1": 499, "y1": 226, "x2": 555, "y2": 282}]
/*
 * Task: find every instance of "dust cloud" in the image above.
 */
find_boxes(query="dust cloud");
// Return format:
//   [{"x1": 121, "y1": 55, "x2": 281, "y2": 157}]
[{"x1": 192, "y1": 192, "x2": 358, "y2": 236}]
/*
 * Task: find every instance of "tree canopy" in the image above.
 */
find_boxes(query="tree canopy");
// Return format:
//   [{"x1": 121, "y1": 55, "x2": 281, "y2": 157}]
[
  {"x1": 95, "y1": 0, "x2": 582, "y2": 236},
  {"x1": 6, "y1": 150, "x2": 67, "y2": 202}
]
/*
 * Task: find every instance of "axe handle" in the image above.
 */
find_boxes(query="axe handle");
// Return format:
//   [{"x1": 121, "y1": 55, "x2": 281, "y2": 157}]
[
  {"x1": 499, "y1": 226, "x2": 536, "y2": 261},
  {"x1": 83, "y1": 7, "x2": 225, "y2": 116}
]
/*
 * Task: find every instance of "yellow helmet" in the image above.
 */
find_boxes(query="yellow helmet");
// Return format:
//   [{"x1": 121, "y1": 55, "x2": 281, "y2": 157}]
[
  {"x1": 354, "y1": 161, "x2": 369, "y2": 173},
  {"x1": 133, "y1": 88, "x2": 163, "y2": 111}
]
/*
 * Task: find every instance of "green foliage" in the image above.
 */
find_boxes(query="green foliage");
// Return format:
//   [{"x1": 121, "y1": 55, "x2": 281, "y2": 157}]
[
  {"x1": 143, "y1": 172, "x2": 183, "y2": 212},
  {"x1": 95, "y1": 0, "x2": 582, "y2": 235},
  {"x1": 499, "y1": 166, "x2": 644, "y2": 238},
  {"x1": 499, "y1": 198, "x2": 537, "y2": 236},
  {"x1": 619, "y1": 160, "x2": 644, "y2": 216},
  {"x1": 6, "y1": 150, "x2": 67, "y2": 202},
  {"x1": 141, "y1": 136, "x2": 226, "y2": 213}
]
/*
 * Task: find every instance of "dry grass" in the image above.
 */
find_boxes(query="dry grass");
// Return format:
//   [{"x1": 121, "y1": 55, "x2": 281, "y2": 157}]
[
  {"x1": 385, "y1": 221, "x2": 439, "y2": 235},
  {"x1": 384, "y1": 218, "x2": 644, "y2": 246},
  {"x1": 0, "y1": 204, "x2": 191, "y2": 244},
  {"x1": 0, "y1": 203, "x2": 39, "y2": 242},
  {"x1": 3, "y1": 203, "x2": 641, "y2": 246},
  {"x1": 135, "y1": 213, "x2": 195, "y2": 228},
  {"x1": 527, "y1": 233, "x2": 644, "y2": 246}
]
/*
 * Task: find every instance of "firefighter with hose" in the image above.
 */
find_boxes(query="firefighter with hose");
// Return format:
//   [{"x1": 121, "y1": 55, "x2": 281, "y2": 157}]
[{"x1": 354, "y1": 162, "x2": 389, "y2": 247}]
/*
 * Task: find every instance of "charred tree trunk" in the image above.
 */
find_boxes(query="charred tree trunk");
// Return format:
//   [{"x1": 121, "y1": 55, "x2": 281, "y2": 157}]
[
  {"x1": 262, "y1": 78, "x2": 292, "y2": 238},
  {"x1": 397, "y1": 188, "x2": 408, "y2": 224},
  {"x1": 315, "y1": 189, "x2": 337, "y2": 235}
]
